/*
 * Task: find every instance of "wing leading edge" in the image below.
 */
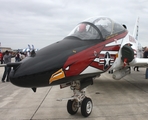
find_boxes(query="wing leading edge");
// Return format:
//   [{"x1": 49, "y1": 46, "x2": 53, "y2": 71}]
[{"x1": 130, "y1": 58, "x2": 148, "y2": 67}]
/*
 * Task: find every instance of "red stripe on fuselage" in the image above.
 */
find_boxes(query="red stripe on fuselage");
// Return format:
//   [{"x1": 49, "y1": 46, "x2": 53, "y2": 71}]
[
  {"x1": 63, "y1": 31, "x2": 128, "y2": 77},
  {"x1": 103, "y1": 45, "x2": 120, "y2": 51}
]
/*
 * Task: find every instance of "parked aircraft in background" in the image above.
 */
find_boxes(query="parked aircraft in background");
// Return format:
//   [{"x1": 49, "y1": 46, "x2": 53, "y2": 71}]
[
  {"x1": 20, "y1": 44, "x2": 39, "y2": 53},
  {"x1": 3, "y1": 16, "x2": 147, "y2": 117}
]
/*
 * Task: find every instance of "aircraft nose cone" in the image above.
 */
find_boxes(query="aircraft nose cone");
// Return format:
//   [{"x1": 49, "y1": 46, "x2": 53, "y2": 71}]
[
  {"x1": 9, "y1": 68, "x2": 53, "y2": 87},
  {"x1": 9, "y1": 51, "x2": 68, "y2": 87}
]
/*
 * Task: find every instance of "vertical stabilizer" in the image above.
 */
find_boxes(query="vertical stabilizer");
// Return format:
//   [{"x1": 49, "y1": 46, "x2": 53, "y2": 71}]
[{"x1": 133, "y1": 17, "x2": 139, "y2": 40}]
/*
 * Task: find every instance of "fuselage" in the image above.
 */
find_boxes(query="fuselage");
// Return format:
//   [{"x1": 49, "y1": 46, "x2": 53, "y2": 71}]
[{"x1": 9, "y1": 16, "x2": 128, "y2": 88}]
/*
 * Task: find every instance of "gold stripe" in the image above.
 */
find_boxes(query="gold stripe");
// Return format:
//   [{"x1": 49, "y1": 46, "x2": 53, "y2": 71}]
[
  {"x1": 116, "y1": 53, "x2": 118, "y2": 58},
  {"x1": 49, "y1": 69, "x2": 65, "y2": 84}
]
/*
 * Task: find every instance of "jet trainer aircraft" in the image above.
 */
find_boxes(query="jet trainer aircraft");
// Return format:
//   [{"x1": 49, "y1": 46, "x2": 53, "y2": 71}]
[{"x1": 5, "y1": 16, "x2": 148, "y2": 117}]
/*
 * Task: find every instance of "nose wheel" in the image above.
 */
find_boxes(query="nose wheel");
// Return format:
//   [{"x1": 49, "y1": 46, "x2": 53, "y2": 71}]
[
  {"x1": 81, "y1": 97, "x2": 93, "y2": 117},
  {"x1": 67, "y1": 97, "x2": 93, "y2": 117},
  {"x1": 67, "y1": 99, "x2": 79, "y2": 115}
]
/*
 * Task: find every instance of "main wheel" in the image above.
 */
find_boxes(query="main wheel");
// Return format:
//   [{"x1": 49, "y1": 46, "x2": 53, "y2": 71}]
[
  {"x1": 67, "y1": 99, "x2": 79, "y2": 115},
  {"x1": 81, "y1": 97, "x2": 93, "y2": 117}
]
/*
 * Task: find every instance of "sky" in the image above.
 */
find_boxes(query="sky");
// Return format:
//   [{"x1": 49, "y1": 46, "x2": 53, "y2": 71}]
[{"x1": 0, "y1": 0, "x2": 148, "y2": 50}]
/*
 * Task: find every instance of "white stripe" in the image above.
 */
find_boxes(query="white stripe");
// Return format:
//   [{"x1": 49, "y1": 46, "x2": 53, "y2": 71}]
[
  {"x1": 100, "y1": 51, "x2": 118, "y2": 55},
  {"x1": 105, "y1": 39, "x2": 122, "y2": 46},
  {"x1": 80, "y1": 66, "x2": 102, "y2": 75},
  {"x1": 94, "y1": 58, "x2": 100, "y2": 62}
]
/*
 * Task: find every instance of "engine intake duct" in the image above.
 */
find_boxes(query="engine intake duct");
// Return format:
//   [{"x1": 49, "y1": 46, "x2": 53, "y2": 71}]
[{"x1": 121, "y1": 44, "x2": 134, "y2": 63}]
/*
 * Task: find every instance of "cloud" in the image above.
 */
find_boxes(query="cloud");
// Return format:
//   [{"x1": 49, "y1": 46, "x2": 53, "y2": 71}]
[{"x1": 0, "y1": 0, "x2": 148, "y2": 49}]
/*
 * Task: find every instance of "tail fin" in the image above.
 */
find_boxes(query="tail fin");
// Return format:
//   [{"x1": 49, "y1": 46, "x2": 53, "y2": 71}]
[
  {"x1": 28, "y1": 44, "x2": 31, "y2": 50},
  {"x1": 133, "y1": 17, "x2": 139, "y2": 40}
]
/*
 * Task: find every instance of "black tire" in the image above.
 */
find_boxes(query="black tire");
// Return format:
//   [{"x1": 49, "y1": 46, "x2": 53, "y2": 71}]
[
  {"x1": 67, "y1": 99, "x2": 79, "y2": 115},
  {"x1": 81, "y1": 97, "x2": 93, "y2": 117}
]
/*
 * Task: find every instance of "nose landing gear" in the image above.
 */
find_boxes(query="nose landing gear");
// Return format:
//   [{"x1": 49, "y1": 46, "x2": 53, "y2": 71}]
[{"x1": 59, "y1": 80, "x2": 93, "y2": 117}]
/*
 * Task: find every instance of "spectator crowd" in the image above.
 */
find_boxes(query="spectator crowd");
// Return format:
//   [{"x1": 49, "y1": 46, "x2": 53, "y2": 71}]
[{"x1": 0, "y1": 50, "x2": 31, "y2": 82}]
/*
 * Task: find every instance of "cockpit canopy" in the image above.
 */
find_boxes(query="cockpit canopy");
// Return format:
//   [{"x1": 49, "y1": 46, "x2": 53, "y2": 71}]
[{"x1": 68, "y1": 16, "x2": 126, "y2": 40}]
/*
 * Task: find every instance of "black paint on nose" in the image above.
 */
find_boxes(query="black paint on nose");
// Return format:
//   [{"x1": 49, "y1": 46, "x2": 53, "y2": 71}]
[{"x1": 10, "y1": 69, "x2": 59, "y2": 88}]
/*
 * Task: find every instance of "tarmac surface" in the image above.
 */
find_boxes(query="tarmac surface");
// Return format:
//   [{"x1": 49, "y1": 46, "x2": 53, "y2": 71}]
[{"x1": 0, "y1": 65, "x2": 148, "y2": 120}]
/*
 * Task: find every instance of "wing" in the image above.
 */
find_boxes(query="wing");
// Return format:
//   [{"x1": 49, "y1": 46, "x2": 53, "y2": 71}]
[
  {"x1": 130, "y1": 58, "x2": 148, "y2": 67},
  {"x1": 0, "y1": 63, "x2": 21, "y2": 69},
  {"x1": 0, "y1": 64, "x2": 7, "y2": 67}
]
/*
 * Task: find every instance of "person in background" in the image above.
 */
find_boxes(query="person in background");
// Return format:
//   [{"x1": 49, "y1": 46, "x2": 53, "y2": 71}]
[
  {"x1": 27, "y1": 51, "x2": 30, "y2": 57},
  {"x1": 15, "y1": 52, "x2": 21, "y2": 62},
  {"x1": 144, "y1": 47, "x2": 148, "y2": 79},
  {"x1": 20, "y1": 52, "x2": 26, "y2": 60},
  {"x1": 133, "y1": 66, "x2": 139, "y2": 71},
  {"x1": 0, "y1": 50, "x2": 3, "y2": 64},
  {"x1": 1, "y1": 50, "x2": 14, "y2": 82}
]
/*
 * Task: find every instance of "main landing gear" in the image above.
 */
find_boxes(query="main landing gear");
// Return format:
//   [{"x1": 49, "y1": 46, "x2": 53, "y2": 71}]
[{"x1": 59, "y1": 80, "x2": 93, "y2": 117}]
